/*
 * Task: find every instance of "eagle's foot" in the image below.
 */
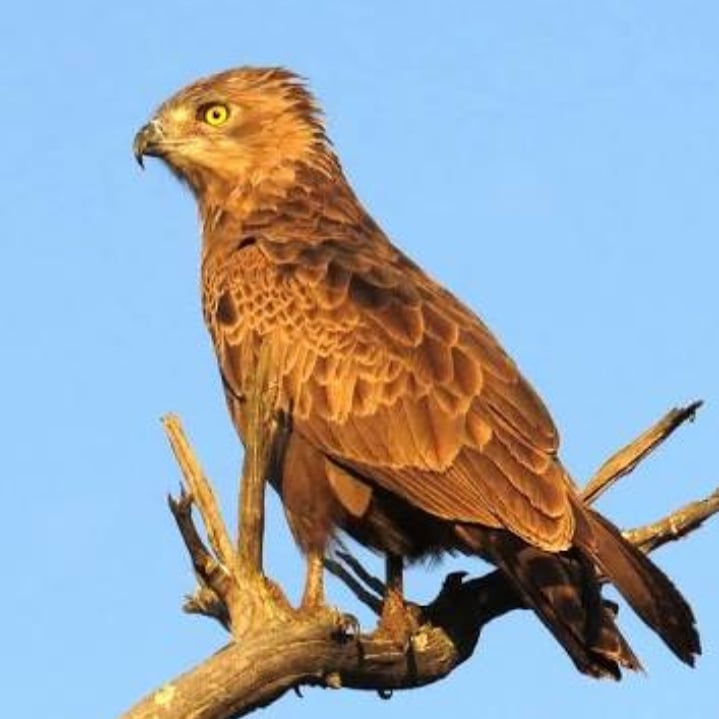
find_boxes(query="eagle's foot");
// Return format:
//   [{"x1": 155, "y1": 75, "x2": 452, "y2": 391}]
[
  {"x1": 296, "y1": 550, "x2": 360, "y2": 640},
  {"x1": 375, "y1": 588, "x2": 423, "y2": 649},
  {"x1": 331, "y1": 609, "x2": 361, "y2": 642},
  {"x1": 297, "y1": 601, "x2": 361, "y2": 642}
]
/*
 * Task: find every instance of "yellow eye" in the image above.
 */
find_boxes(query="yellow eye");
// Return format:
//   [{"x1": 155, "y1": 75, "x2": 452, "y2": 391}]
[{"x1": 202, "y1": 103, "x2": 229, "y2": 126}]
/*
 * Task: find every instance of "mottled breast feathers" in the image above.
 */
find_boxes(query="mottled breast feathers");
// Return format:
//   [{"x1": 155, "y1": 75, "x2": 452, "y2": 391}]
[{"x1": 203, "y1": 181, "x2": 574, "y2": 551}]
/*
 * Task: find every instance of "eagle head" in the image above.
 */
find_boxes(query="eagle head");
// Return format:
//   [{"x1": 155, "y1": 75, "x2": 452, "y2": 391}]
[{"x1": 133, "y1": 67, "x2": 330, "y2": 204}]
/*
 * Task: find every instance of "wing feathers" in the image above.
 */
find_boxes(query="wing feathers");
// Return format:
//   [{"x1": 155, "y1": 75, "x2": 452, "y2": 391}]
[
  {"x1": 482, "y1": 379, "x2": 557, "y2": 452},
  {"x1": 413, "y1": 335, "x2": 454, "y2": 385},
  {"x1": 209, "y1": 230, "x2": 569, "y2": 548},
  {"x1": 451, "y1": 345, "x2": 483, "y2": 396}
]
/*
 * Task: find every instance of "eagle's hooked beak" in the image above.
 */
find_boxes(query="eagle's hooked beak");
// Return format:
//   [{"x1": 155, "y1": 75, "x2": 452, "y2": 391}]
[{"x1": 133, "y1": 119, "x2": 165, "y2": 169}]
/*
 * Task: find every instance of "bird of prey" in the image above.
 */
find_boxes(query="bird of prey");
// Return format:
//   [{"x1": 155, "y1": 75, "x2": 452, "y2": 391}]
[{"x1": 134, "y1": 67, "x2": 699, "y2": 678}]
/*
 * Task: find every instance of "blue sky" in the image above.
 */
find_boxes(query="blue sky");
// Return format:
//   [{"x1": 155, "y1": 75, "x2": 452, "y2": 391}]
[{"x1": 2, "y1": 2, "x2": 717, "y2": 717}]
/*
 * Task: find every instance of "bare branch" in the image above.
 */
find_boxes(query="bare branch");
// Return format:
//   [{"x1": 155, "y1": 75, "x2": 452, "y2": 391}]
[
  {"x1": 162, "y1": 415, "x2": 236, "y2": 573},
  {"x1": 167, "y1": 489, "x2": 232, "y2": 624},
  {"x1": 237, "y1": 343, "x2": 281, "y2": 572},
  {"x1": 582, "y1": 400, "x2": 702, "y2": 504},
  {"x1": 119, "y1": 570, "x2": 523, "y2": 719},
  {"x1": 331, "y1": 540, "x2": 387, "y2": 597},
  {"x1": 625, "y1": 487, "x2": 719, "y2": 554},
  {"x1": 162, "y1": 413, "x2": 294, "y2": 643},
  {"x1": 324, "y1": 557, "x2": 383, "y2": 615},
  {"x1": 118, "y1": 404, "x2": 717, "y2": 719}
]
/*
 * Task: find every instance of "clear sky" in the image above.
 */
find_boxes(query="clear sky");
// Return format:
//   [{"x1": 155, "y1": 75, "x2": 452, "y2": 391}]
[{"x1": 2, "y1": 2, "x2": 717, "y2": 718}]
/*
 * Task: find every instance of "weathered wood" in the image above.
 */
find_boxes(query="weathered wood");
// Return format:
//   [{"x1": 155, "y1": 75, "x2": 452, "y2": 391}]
[
  {"x1": 120, "y1": 570, "x2": 519, "y2": 719},
  {"x1": 118, "y1": 402, "x2": 717, "y2": 719},
  {"x1": 582, "y1": 400, "x2": 702, "y2": 503}
]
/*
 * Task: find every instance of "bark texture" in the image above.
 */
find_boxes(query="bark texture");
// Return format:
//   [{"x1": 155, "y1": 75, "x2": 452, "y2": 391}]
[{"x1": 118, "y1": 401, "x2": 716, "y2": 719}]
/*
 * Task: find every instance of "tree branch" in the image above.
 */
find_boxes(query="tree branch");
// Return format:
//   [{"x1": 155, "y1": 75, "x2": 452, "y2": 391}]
[
  {"x1": 163, "y1": 415, "x2": 236, "y2": 574},
  {"x1": 119, "y1": 402, "x2": 716, "y2": 719},
  {"x1": 625, "y1": 487, "x2": 719, "y2": 554},
  {"x1": 237, "y1": 343, "x2": 280, "y2": 572},
  {"x1": 581, "y1": 400, "x2": 702, "y2": 504}
]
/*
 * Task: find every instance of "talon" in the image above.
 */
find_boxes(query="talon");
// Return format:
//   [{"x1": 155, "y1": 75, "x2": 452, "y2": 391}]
[
  {"x1": 324, "y1": 671, "x2": 342, "y2": 689},
  {"x1": 376, "y1": 594, "x2": 422, "y2": 649},
  {"x1": 443, "y1": 570, "x2": 468, "y2": 592},
  {"x1": 333, "y1": 612, "x2": 361, "y2": 642},
  {"x1": 373, "y1": 553, "x2": 421, "y2": 647}
]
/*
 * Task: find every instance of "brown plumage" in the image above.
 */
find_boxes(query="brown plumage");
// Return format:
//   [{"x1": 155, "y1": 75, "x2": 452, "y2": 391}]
[{"x1": 134, "y1": 67, "x2": 700, "y2": 677}]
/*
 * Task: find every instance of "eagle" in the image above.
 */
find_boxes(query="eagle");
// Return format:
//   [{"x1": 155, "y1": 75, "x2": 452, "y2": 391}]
[{"x1": 134, "y1": 67, "x2": 699, "y2": 678}]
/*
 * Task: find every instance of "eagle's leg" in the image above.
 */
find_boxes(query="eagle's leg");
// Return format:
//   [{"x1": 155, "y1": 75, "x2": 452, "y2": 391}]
[
  {"x1": 300, "y1": 549, "x2": 325, "y2": 611},
  {"x1": 377, "y1": 553, "x2": 419, "y2": 644},
  {"x1": 299, "y1": 549, "x2": 361, "y2": 638},
  {"x1": 384, "y1": 553, "x2": 404, "y2": 613}
]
